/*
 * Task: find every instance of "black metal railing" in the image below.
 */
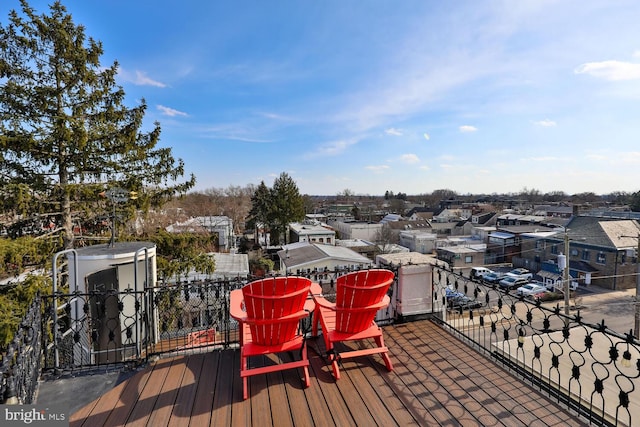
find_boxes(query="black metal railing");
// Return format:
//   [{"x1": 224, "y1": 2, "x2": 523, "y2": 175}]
[
  {"x1": 431, "y1": 264, "x2": 639, "y2": 427},
  {"x1": 0, "y1": 297, "x2": 43, "y2": 404},
  {"x1": 39, "y1": 278, "x2": 246, "y2": 372},
  {"x1": 35, "y1": 266, "x2": 397, "y2": 373}
]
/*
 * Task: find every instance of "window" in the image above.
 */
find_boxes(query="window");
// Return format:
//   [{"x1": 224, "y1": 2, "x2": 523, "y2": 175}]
[
  {"x1": 551, "y1": 245, "x2": 558, "y2": 255},
  {"x1": 465, "y1": 256, "x2": 473, "y2": 264},
  {"x1": 596, "y1": 252, "x2": 606, "y2": 264},
  {"x1": 571, "y1": 248, "x2": 578, "y2": 256},
  {"x1": 535, "y1": 241, "x2": 544, "y2": 251},
  {"x1": 318, "y1": 238, "x2": 324, "y2": 243},
  {"x1": 581, "y1": 249, "x2": 590, "y2": 261}
]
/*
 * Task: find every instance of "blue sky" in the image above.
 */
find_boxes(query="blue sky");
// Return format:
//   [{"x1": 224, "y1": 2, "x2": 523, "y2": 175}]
[{"x1": 4, "y1": 1, "x2": 640, "y2": 196}]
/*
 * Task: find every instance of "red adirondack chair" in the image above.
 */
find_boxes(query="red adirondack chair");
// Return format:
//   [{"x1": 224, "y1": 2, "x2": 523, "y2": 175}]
[
  {"x1": 312, "y1": 269, "x2": 395, "y2": 380},
  {"x1": 230, "y1": 276, "x2": 317, "y2": 400}
]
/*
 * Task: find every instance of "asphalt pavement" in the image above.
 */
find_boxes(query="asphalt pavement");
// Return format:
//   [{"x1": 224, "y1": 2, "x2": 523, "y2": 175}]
[{"x1": 570, "y1": 285, "x2": 637, "y2": 334}]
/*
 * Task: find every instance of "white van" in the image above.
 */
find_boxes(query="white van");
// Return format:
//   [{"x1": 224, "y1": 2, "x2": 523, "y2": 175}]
[{"x1": 470, "y1": 267, "x2": 493, "y2": 280}]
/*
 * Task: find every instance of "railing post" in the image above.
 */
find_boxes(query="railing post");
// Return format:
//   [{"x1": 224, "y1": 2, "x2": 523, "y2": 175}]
[
  {"x1": 133, "y1": 247, "x2": 149, "y2": 360},
  {"x1": 52, "y1": 249, "x2": 78, "y2": 372}
]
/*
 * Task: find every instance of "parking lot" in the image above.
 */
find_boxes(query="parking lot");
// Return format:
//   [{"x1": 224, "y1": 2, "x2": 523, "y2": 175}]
[
  {"x1": 559, "y1": 285, "x2": 637, "y2": 334},
  {"x1": 463, "y1": 266, "x2": 638, "y2": 336}
]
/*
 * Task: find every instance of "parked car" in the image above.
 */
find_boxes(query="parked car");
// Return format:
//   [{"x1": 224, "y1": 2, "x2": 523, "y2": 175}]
[
  {"x1": 499, "y1": 276, "x2": 530, "y2": 290},
  {"x1": 482, "y1": 271, "x2": 505, "y2": 284},
  {"x1": 516, "y1": 283, "x2": 548, "y2": 297},
  {"x1": 533, "y1": 290, "x2": 565, "y2": 302},
  {"x1": 470, "y1": 266, "x2": 493, "y2": 280},
  {"x1": 547, "y1": 281, "x2": 579, "y2": 292},
  {"x1": 448, "y1": 294, "x2": 483, "y2": 310},
  {"x1": 445, "y1": 287, "x2": 465, "y2": 301},
  {"x1": 505, "y1": 268, "x2": 533, "y2": 280}
]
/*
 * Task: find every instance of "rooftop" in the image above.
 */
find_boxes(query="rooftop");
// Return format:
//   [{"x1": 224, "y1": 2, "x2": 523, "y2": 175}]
[{"x1": 68, "y1": 319, "x2": 585, "y2": 427}]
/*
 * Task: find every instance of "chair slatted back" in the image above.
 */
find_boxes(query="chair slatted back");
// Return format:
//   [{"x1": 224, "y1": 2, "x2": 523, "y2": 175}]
[
  {"x1": 242, "y1": 276, "x2": 312, "y2": 346},
  {"x1": 334, "y1": 269, "x2": 394, "y2": 334}
]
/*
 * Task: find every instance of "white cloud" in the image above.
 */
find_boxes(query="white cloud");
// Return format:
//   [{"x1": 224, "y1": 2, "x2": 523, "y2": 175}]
[
  {"x1": 306, "y1": 138, "x2": 359, "y2": 158},
  {"x1": 385, "y1": 128, "x2": 403, "y2": 136},
  {"x1": 117, "y1": 68, "x2": 166, "y2": 87},
  {"x1": 157, "y1": 105, "x2": 188, "y2": 117},
  {"x1": 533, "y1": 119, "x2": 556, "y2": 127},
  {"x1": 459, "y1": 125, "x2": 478, "y2": 133},
  {"x1": 399, "y1": 154, "x2": 420, "y2": 164},
  {"x1": 134, "y1": 71, "x2": 166, "y2": 87},
  {"x1": 365, "y1": 165, "x2": 390, "y2": 173},
  {"x1": 258, "y1": 111, "x2": 296, "y2": 122},
  {"x1": 574, "y1": 60, "x2": 640, "y2": 81},
  {"x1": 423, "y1": 133, "x2": 430, "y2": 140},
  {"x1": 419, "y1": 165, "x2": 430, "y2": 170}
]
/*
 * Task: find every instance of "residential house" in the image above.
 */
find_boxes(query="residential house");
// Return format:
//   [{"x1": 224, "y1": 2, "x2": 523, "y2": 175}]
[
  {"x1": 470, "y1": 211, "x2": 497, "y2": 226},
  {"x1": 385, "y1": 219, "x2": 432, "y2": 242},
  {"x1": 432, "y1": 208, "x2": 467, "y2": 223},
  {"x1": 327, "y1": 219, "x2": 382, "y2": 241},
  {"x1": 406, "y1": 209, "x2": 434, "y2": 222},
  {"x1": 496, "y1": 213, "x2": 547, "y2": 227},
  {"x1": 436, "y1": 243, "x2": 486, "y2": 268},
  {"x1": 288, "y1": 220, "x2": 336, "y2": 245},
  {"x1": 532, "y1": 204, "x2": 575, "y2": 218},
  {"x1": 277, "y1": 241, "x2": 373, "y2": 275},
  {"x1": 398, "y1": 231, "x2": 437, "y2": 254},
  {"x1": 485, "y1": 224, "x2": 555, "y2": 265},
  {"x1": 166, "y1": 215, "x2": 234, "y2": 251},
  {"x1": 516, "y1": 216, "x2": 640, "y2": 290}
]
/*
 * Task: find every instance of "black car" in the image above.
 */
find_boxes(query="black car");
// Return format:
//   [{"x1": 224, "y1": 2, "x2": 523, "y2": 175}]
[{"x1": 448, "y1": 294, "x2": 482, "y2": 310}]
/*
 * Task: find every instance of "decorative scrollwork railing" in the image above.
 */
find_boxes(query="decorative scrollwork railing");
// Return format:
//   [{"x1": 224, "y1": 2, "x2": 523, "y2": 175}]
[
  {"x1": 432, "y1": 264, "x2": 639, "y2": 427},
  {"x1": 0, "y1": 297, "x2": 43, "y2": 404}
]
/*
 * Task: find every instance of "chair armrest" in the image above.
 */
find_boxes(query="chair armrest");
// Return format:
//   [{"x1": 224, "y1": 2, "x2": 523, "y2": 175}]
[
  {"x1": 312, "y1": 295, "x2": 336, "y2": 310},
  {"x1": 229, "y1": 289, "x2": 246, "y2": 322},
  {"x1": 309, "y1": 282, "x2": 322, "y2": 296}
]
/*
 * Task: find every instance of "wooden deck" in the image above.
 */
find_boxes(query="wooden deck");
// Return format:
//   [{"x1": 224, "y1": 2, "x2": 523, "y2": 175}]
[{"x1": 69, "y1": 319, "x2": 586, "y2": 427}]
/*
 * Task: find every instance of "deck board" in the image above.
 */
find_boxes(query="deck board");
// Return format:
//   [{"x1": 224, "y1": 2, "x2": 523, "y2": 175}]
[
  {"x1": 143, "y1": 356, "x2": 187, "y2": 427},
  {"x1": 167, "y1": 353, "x2": 203, "y2": 426},
  {"x1": 188, "y1": 351, "x2": 217, "y2": 426},
  {"x1": 69, "y1": 319, "x2": 588, "y2": 427}
]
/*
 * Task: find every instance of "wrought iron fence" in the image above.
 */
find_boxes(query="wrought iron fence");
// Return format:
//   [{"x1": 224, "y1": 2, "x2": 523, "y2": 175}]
[
  {"x1": 36, "y1": 266, "x2": 397, "y2": 375},
  {"x1": 431, "y1": 264, "x2": 639, "y2": 427},
  {"x1": 40, "y1": 278, "x2": 246, "y2": 372},
  {"x1": 0, "y1": 297, "x2": 43, "y2": 404}
]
